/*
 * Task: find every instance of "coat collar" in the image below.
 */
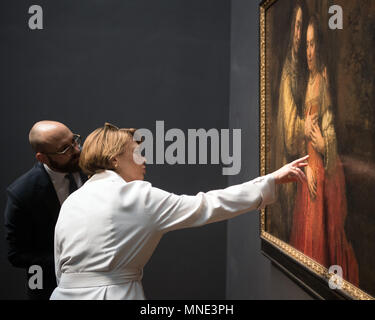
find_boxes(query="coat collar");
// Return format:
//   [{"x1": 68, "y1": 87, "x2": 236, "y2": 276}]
[{"x1": 87, "y1": 170, "x2": 126, "y2": 184}]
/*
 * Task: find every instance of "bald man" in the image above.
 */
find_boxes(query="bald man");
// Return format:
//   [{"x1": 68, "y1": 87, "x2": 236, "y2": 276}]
[{"x1": 4, "y1": 121, "x2": 87, "y2": 300}]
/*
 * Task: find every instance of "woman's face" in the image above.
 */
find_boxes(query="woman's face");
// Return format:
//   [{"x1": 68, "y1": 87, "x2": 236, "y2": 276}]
[
  {"x1": 306, "y1": 24, "x2": 316, "y2": 73},
  {"x1": 114, "y1": 141, "x2": 146, "y2": 182}
]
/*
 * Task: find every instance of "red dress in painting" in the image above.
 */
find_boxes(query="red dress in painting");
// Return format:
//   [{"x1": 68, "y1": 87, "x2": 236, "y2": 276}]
[{"x1": 289, "y1": 74, "x2": 359, "y2": 286}]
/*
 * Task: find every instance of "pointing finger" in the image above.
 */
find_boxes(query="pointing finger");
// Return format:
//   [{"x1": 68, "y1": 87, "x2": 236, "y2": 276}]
[
  {"x1": 296, "y1": 162, "x2": 308, "y2": 168},
  {"x1": 292, "y1": 155, "x2": 309, "y2": 165}
]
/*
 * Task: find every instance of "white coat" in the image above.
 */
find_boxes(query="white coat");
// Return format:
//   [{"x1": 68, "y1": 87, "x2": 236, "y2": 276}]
[{"x1": 50, "y1": 169, "x2": 277, "y2": 300}]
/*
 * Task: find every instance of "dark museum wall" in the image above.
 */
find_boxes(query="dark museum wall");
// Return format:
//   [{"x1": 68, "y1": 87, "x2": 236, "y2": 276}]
[
  {"x1": 0, "y1": 0, "x2": 229, "y2": 299},
  {"x1": 226, "y1": 0, "x2": 313, "y2": 299}
]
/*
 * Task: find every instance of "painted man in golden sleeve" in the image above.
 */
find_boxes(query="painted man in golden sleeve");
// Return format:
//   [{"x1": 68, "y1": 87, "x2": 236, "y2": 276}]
[{"x1": 269, "y1": 3, "x2": 309, "y2": 241}]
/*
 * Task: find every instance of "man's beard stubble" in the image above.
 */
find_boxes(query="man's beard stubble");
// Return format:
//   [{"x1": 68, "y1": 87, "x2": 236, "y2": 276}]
[{"x1": 47, "y1": 153, "x2": 81, "y2": 173}]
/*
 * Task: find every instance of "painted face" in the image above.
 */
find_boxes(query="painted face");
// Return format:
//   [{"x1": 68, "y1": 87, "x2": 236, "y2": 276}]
[
  {"x1": 293, "y1": 8, "x2": 303, "y2": 56},
  {"x1": 306, "y1": 24, "x2": 316, "y2": 73}
]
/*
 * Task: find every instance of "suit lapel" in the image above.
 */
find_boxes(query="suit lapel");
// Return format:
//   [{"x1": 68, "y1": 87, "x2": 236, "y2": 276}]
[{"x1": 35, "y1": 163, "x2": 61, "y2": 221}]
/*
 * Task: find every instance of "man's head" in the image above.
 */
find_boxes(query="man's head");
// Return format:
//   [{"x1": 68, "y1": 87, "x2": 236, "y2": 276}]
[
  {"x1": 291, "y1": 5, "x2": 303, "y2": 58},
  {"x1": 293, "y1": 6, "x2": 303, "y2": 56},
  {"x1": 29, "y1": 120, "x2": 81, "y2": 173}
]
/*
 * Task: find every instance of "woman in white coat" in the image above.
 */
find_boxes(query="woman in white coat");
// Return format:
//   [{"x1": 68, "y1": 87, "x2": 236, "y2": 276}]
[{"x1": 50, "y1": 123, "x2": 308, "y2": 300}]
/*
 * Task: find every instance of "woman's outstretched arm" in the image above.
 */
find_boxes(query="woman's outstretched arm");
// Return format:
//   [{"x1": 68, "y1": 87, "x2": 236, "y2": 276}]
[{"x1": 142, "y1": 156, "x2": 308, "y2": 233}]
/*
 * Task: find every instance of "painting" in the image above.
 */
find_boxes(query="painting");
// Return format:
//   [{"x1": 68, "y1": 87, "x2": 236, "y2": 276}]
[{"x1": 260, "y1": 0, "x2": 375, "y2": 299}]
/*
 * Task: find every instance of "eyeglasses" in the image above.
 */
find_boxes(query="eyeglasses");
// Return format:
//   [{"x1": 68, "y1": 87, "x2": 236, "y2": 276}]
[{"x1": 44, "y1": 134, "x2": 81, "y2": 156}]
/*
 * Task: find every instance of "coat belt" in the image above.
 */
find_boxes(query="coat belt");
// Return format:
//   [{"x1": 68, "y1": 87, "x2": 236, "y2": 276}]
[{"x1": 58, "y1": 269, "x2": 143, "y2": 289}]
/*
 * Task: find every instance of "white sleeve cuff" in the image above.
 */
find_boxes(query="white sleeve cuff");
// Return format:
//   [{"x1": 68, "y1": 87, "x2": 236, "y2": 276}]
[{"x1": 252, "y1": 173, "x2": 277, "y2": 210}]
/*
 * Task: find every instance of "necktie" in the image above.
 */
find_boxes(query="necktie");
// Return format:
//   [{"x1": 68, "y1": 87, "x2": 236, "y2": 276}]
[{"x1": 66, "y1": 173, "x2": 78, "y2": 194}]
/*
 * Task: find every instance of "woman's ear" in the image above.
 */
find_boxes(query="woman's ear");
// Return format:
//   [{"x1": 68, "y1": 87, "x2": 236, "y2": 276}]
[{"x1": 111, "y1": 156, "x2": 119, "y2": 170}]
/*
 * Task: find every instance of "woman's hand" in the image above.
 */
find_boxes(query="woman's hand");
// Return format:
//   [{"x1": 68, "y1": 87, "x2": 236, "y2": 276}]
[
  {"x1": 310, "y1": 122, "x2": 325, "y2": 155},
  {"x1": 306, "y1": 165, "x2": 317, "y2": 199},
  {"x1": 272, "y1": 155, "x2": 309, "y2": 185}
]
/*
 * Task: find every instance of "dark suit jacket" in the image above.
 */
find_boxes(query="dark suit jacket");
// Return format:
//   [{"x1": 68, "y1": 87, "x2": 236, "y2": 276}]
[{"x1": 4, "y1": 162, "x2": 87, "y2": 300}]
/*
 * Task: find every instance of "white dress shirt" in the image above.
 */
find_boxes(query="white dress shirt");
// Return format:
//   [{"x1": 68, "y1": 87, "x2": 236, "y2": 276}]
[
  {"x1": 50, "y1": 169, "x2": 277, "y2": 300},
  {"x1": 43, "y1": 164, "x2": 83, "y2": 205}
]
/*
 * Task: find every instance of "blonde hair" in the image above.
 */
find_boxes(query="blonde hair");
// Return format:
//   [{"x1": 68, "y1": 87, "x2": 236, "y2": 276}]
[{"x1": 79, "y1": 123, "x2": 137, "y2": 176}]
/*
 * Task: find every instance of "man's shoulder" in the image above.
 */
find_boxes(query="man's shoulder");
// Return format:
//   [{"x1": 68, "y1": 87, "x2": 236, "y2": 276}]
[
  {"x1": 7, "y1": 163, "x2": 48, "y2": 202},
  {"x1": 282, "y1": 49, "x2": 299, "y2": 74}
]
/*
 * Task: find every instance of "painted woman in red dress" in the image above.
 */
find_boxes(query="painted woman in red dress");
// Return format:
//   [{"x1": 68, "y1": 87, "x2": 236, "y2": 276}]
[{"x1": 289, "y1": 16, "x2": 359, "y2": 285}]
